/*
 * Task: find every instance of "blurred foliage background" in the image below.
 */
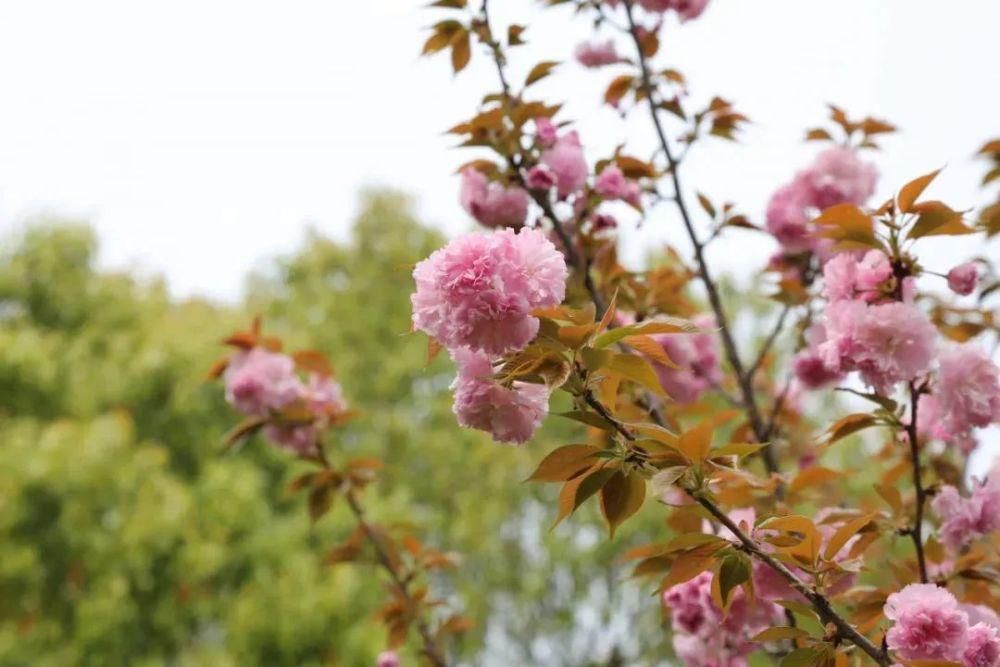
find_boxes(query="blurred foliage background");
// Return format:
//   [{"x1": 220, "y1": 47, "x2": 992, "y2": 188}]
[{"x1": 0, "y1": 191, "x2": 673, "y2": 666}]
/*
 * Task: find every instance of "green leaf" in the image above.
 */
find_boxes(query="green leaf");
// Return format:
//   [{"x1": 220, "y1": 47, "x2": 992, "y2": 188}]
[
  {"x1": 753, "y1": 626, "x2": 811, "y2": 642},
  {"x1": 780, "y1": 647, "x2": 824, "y2": 667},
  {"x1": 718, "y1": 553, "x2": 751, "y2": 606},
  {"x1": 599, "y1": 472, "x2": 646, "y2": 537}
]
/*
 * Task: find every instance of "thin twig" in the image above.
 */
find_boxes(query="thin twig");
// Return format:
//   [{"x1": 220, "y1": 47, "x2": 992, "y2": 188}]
[
  {"x1": 317, "y1": 445, "x2": 448, "y2": 667},
  {"x1": 620, "y1": 0, "x2": 777, "y2": 475},
  {"x1": 747, "y1": 304, "x2": 792, "y2": 381},
  {"x1": 580, "y1": 388, "x2": 890, "y2": 666},
  {"x1": 904, "y1": 381, "x2": 929, "y2": 583}
]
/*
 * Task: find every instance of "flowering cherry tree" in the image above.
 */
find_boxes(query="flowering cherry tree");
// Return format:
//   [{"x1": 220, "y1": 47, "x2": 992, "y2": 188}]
[{"x1": 216, "y1": 1, "x2": 1000, "y2": 665}]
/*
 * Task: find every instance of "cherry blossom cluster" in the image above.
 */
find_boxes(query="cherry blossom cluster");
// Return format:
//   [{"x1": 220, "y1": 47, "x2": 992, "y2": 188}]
[
  {"x1": 222, "y1": 346, "x2": 347, "y2": 455},
  {"x1": 663, "y1": 570, "x2": 782, "y2": 667},
  {"x1": 410, "y1": 227, "x2": 567, "y2": 444},
  {"x1": 931, "y1": 459, "x2": 1000, "y2": 552},
  {"x1": 766, "y1": 147, "x2": 878, "y2": 254},
  {"x1": 883, "y1": 583, "x2": 1000, "y2": 666}
]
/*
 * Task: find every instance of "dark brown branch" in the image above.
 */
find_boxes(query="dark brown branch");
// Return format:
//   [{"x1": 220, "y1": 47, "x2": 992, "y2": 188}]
[
  {"x1": 579, "y1": 387, "x2": 890, "y2": 665},
  {"x1": 479, "y1": 0, "x2": 606, "y2": 317},
  {"x1": 316, "y1": 445, "x2": 448, "y2": 667},
  {"x1": 904, "y1": 381, "x2": 930, "y2": 583},
  {"x1": 620, "y1": 0, "x2": 777, "y2": 475}
]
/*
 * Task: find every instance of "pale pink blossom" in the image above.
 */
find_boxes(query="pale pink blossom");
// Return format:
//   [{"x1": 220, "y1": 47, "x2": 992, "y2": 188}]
[
  {"x1": 376, "y1": 651, "x2": 401, "y2": 667},
  {"x1": 262, "y1": 423, "x2": 317, "y2": 455},
  {"x1": 814, "y1": 299, "x2": 867, "y2": 374},
  {"x1": 765, "y1": 179, "x2": 813, "y2": 251},
  {"x1": 884, "y1": 583, "x2": 969, "y2": 662},
  {"x1": 594, "y1": 165, "x2": 628, "y2": 199},
  {"x1": 574, "y1": 39, "x2": 621, "y2": 68},
  {"x1": 411, "y1": 228, "x2": 567, "y2": 356},
  {"x1": 451, "y1": 347, "x2": 549, "y2": 444},
  {"x1": 651, "y1": 315, "x2": 722, "y2": 404},
  {"x1": 638, "y1": 0, "x2": 709, "y2": 21},
  {"x1": 534, "y1": 117, "x2": 557, "y2": 147},
  {"x1": 459, "y1": 168, "x2": 530, "y2": 229},
  {"x1": 663, "y1": 570, "x2": 782, "y2": 667},
  {"x1": 821, "y1": 250, "x2": 893, "y2": 302},
  {"x1": 802, "y1": 147, "x2": 878, "y2": 209},
  {"x1": 948, "y1": 262, "x2": 979, "y2": 296},
  {"x1": 224, "y1": 348, "x2": 302, "y2": 417},
  {"x1": 525, "y1": 164, "x2": 556, "y2": 190},
  {"x1": 851, "y1": 302, "x2": 937, "y2": 394},
  {"x1": 931, "y1": 477, "x2": 1000, "y2": 552},
  {"x1": 933, "y1": 344, "x2": 1000, "y2": 451},
  {"x1": 541, "y1": 130, "x2": 588, "y2": 198},
  {"x1": 962, "y1": 604, "x2": 1000, "y2": 630},
  {"x1": 792, "y1": 350, "x2": 844, "y2": 389},
  {"x1": 963, "y1": 623, "x2": 1000, "y2": 667}
]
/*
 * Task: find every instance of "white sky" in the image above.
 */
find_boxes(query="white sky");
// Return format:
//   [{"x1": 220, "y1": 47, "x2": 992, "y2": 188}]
[{"x1": 0, "y1": 1, "x2": 997, "y2": 468}]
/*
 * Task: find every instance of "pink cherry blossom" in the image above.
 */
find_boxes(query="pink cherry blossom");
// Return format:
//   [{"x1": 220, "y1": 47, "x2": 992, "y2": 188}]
[
  {"x1": 963, "y1": 623, "x2": 1000, "y2": 667},
  {"x1": 302, "y1": 373, "x2": 348, "y2": 418},
  {"x1": 802, "y1": 147, "x2": 878, "y2": 209},
  {"x1": 450, "y1": 347, "x2": 549, "y2": 444},
  {"x1": 669, "y1": 0, "x2": 710, "y2": 22},
  {"x1": 663, "y1": 570, "x2": 782, "y2": 667},
  {"x1": 534, "y1": 117, "x2": 557, "y2": 147},
  {"x1": 541, "y1": 131, "x2": 588, "y2": 198},
  {"x1": 884, "y1": 583, "x2": 969, "y2": 662},
  {"x1": 574, "y1": 39, "x2": 621, "y2": 68},
  {"x1": 765, "y1": 179, "x2": 813, "y2": 251},
  {"x1": 851, "y1": 302, "x2": 937, "y2": 394},
  {"x1": 376, "y1": 650, "x2": 401, "y2": 667},
  {"x1": 933, "y1": 344, "x2": 1000, "y2": 451},
  {"x1": 525, "y1": 164, "x2": 556, "y2": 190},
  {"x1": 792, "y1": 349, "x2": 844, "y2": 389},
  {"x1": 931, "y1": 476, "x2": 1000, "y2": 552},
  {"x1": 594, "y1": 165, "x2": 629, "y2": 199},
  {"x1": 224, "y1": 347, "x2": 302, "y2": 417},
  {"x1": 459, "y1": 168, "x2": 530, "y2": 229},
  {"x1": 962, "y1": 604, "x2": 1000, "y2": 630},
  {"x1": 411, "y1": 228, "x2": 567, "y2": 356},
  {"x1": 854, "y1": 250, "x2": 893, "y2": 296},
  {"x1": 651, "y1": 314, "x2": 722, "y2": 404},
  {"x1": 948, "y1": 262, "x2": 979, "y2": 296},
  {"x1": 263, "y1": 423, "x2": 317, "y2": 456},
  {"x1": 821, "y1": 250, "x2": 893, "y2": 302}
]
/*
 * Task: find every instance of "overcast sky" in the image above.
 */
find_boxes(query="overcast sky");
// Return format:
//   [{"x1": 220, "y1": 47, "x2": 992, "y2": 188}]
[{"x1": 0, "y1": 0, "x2": 998, "y2": 468}]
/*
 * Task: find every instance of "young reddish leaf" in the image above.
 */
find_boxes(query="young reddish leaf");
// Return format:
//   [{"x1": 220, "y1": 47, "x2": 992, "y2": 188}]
[
  {"x1": 897, "y1": 168, "x2": 941, "y2": 212},
  {"x1": 450, "y1": 29, "x2": 471, "y2": 73},
  {"x1": 525, "y1": 60, "x2": 559, "y2": 87},
  {"x1": 599, "y1": 472, "x2": 646, "y2": 537},
  {"x1": 789, "y1": 466, "x2": 844, "y2": 494},
  {"x1": 293, "y1": 350, "x2": 334, "y2": 377},
  {"x1": 824, "y1": 413, "x2": 879, "y2": 446},
  {"x1": 677, "y1": 420, "x2": 714, "y2": 462},
  {"x1": 604, "y1": 75, "x2": 635, "y2": 106},
  {"x1": 823, "y1": 512, "x2": 877, "y2": 561},
  {"x1": 622, "y1": 334, "x2": 678, "y2": 368},
  {"x1": 696, "y1": 192, "x2": 717, "y2": 218},
  {"x1": 659, "y1": 543, "x2": 723, "y2": 590},
  {"x1": 753, "y1": 626, "x2": 810, "y2": 642},
  {"x1": 605, "y1": 353, "x2": 666, "y2": 396},
  {"x1": 527, "y1": 445, "x2": 603, "y2": 482},
  {"x1": 907, "y1": 201, "x2": 974, "y2": 239},
  {"x1": 223, "y1": 416, "x2": 268, "y2": 449}
]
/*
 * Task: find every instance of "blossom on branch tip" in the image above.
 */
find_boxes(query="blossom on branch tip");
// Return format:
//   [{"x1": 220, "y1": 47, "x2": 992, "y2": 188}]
[
  {"x1": 574, "y1": 39, "x2": 621, "y2": 68},
  {"x1": 884, "y1": 583, "x2": 969, "y2": 662},
  {"x1": 450, "y1": 347, "x2": 549, "y2": 445},
  {"x1": 540, "y1": 130, "x2": 588, "y2": 199},
  {"x1": 459, "y1": 168, "x2": 530, "y2": 229},
  {"x1": 224, "y1": 347, "x2": 302, "y2": 417},
  {"x1": 411, "y1": 228, "x2": 567, "y2": 356},
  {"x1": 947, "y1": 262, "x2": 979, "y2": 296}
]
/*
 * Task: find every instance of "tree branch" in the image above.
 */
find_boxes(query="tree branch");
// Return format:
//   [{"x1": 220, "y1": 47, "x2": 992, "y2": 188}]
[
  {"x1": 904, "y1": 381, "x2": 930, "y2": 584},
  {"x1": 620, "y1": 0, "x2": 778, "y2": 476},
  {"x1": 316, "y1": 447, "x2": 448, "y2": 667},
  {"x1": 579, "y1": 387, "x2": 890, "y2": 666}
]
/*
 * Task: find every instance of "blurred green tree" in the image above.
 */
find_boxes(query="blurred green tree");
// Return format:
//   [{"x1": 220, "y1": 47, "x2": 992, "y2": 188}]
[{"x1": 0, "y1": 194, "x2": 667, "y2": 666}]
